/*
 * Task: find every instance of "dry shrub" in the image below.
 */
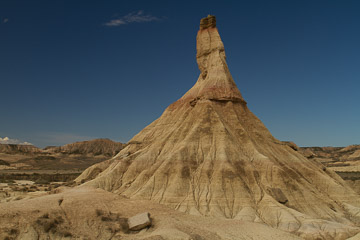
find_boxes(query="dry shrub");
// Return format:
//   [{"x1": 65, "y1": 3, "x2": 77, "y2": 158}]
[
  {"x1": 35, "y1": 179, "x2": 50, "y2": 185},
  {"x1": 43, "y1": 220, "x2": 57, "y2": 233},
  {"x1": 96, "y1": 211, "x2": 129, "y2": 233},
  {"x1": 118, "y1": 217, "x2": 129, "y2": 233},
  {"x1": 107, "y1": 226, "x2": 118, "y2": 233},
  {"x1": 54, "y1": 216, "x2": 64, "y2": 224},
  {"x1": 10, "y1": 186, "x2": 19, "y2": 191},
  {"x1": 9, "y1": 228, "x2": 18, "y2": 235},
  {"x1": 36, "y1": 214, "x2": 64, "y2": 233},
  {"x1": 64, "y1": 181, "x2": 77, "y2": 187},
  {"x1": 101, "y1": 216, "x2": 112, "y2": 221},
  {"x1": 95, "y1": 209, "x2": 104, "y2": 216},
  {"x1": 61, "y1": 231, "x2": 72, "y2": 237}
]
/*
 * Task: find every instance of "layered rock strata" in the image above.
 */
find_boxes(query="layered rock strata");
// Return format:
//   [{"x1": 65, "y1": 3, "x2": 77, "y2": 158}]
[{"x1": 77, "y1": 16, "x2": 360, "y2": 239}]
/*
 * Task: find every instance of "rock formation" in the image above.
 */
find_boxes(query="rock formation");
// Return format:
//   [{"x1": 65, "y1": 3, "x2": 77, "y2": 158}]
[{"x1": 77, "y1": 16, "x2": 360, "y2": 239}]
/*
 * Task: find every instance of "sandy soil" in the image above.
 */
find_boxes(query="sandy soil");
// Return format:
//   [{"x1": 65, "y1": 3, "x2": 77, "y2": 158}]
[{"x1": 0, "y1": 186, "x2": 303, "y2": 240}]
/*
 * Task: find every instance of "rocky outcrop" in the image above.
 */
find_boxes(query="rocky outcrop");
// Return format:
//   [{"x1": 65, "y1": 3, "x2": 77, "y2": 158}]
[{"x1": 77, "y1": 16, "x2": 360, "y2": 239}]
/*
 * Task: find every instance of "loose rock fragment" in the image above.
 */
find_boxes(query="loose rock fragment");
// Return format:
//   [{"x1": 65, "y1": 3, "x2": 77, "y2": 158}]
[{"x1": 128, "y1": 212, "x2": 151, "y2": 231}]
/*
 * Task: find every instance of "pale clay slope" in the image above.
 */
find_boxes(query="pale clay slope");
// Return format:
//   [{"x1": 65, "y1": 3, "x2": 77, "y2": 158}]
[
  {"x1": 77, "y1": 16, "x2": 360, "y2": 239},
  {"x1": 0, "y1": 186, "x2": 302, "y2": 240}
]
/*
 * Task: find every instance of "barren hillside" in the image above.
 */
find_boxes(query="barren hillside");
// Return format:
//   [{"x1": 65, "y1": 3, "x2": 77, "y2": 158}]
[{"x1": 76, "y1": 16, "x2": 360, "y2": 239}]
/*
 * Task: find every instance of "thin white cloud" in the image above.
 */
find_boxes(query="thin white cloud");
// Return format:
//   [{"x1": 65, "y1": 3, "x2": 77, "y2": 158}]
[
  {"x1": 0, "y1": 136, "x2": 33, "y2": 145},
  {"x1": 104, "y1": 10, "x2": 160, "y2": 26},
  {"x1": 2, "y1": 18, "x2": 8, "y2": 23}
]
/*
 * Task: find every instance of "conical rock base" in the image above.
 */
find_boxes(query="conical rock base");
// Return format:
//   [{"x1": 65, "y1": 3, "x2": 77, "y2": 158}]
[{"x1": 77, "y1": 15, "x2": 360, "y2": 239}]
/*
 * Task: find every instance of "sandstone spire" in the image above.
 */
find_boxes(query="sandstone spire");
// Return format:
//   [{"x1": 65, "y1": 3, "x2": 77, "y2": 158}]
[
  {"x1": 77, "y1": 16, "x2": 360, "y2": 239},
  {"x1": 180, "y1": 15, "x2": 245, "y2": 105}
]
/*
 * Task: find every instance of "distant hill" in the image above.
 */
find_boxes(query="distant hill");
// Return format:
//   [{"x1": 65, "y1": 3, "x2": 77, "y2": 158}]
[
  {"x1": 0, "y1": 144, "x2": 42, "y2": 155},
  {"x1": 300, "y1": 145, "x2": 360, "y2": 163},
  {"x1": 282, "y1": 142, "x2": 360, "y2": 194},
  {"x1": 299, "y1": 145, "x2": 360, "y2": 194},
  {"x1": 281, "y1": 141, "x2": 360, "y2": 164},
  {"x1": 0, "y1": 139, "x2": 124, "y2": 170},
  {"x1": 44, "y1": 138, "x2": 124, "y2": 157}
]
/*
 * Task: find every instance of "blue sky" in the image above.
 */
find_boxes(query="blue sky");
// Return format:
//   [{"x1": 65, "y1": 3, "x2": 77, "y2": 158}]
[{"x1": 0, "y1": 0, "x2": 359, "y2": 148}]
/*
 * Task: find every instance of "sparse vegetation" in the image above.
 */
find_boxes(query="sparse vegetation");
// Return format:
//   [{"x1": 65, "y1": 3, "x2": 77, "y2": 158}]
[
  {"x1": 0, "y1": 172, "x2": 81, "y2": 183},
  {"x1": 96, "y1": 209, "x2": 104, "y2": 216},
  {"x1": 118, "y1": 218, "x2": 129, "y2": 233},
  {"x1": 62, "y1": 231, "x2": 72, "y2": 237},
  {"x1": 9, "y1": 228, "x2": 18, "y2": 235},
  {"x1": 0, "y1": 179, "x2": 15, "y2": 184},
  {"x1": 36, "y1": 214, "x2": 65, "y2": 233},
  {"x1": 0, "y1": 159, "x2": 10, "y2": 166},
  {"x1": 35, "y1": 178, "x2": 50, "y2": 184},
  {"x1": 101, "y1": 215, "x2": 112, "y2": 221},
  {"x1": 43, "y1": 220, "x2": 57, "y2": 232},
  {"x1": 64, "y1": 181, "x2": 77, "y2": 187},
  {"x1": 95, "y1": 210, "x2": 129, "y2": 233}
]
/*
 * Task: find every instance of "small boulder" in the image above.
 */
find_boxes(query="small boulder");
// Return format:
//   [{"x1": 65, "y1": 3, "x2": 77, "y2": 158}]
[{"x1": 128, "y1": 212, "x2": 151, "y2": 231}]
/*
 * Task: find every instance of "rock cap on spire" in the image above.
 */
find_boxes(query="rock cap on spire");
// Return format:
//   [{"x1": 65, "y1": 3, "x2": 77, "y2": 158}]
[
  {"x1": 200, "y1": 15, "x2": 216, "y2": 30},
  {"x1": 179, "y1": 15, "x2": 246, "y2": 105}
]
